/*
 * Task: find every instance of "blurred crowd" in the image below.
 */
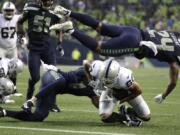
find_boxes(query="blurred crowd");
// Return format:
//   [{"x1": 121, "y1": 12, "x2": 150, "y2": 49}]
[{"x1": 0, "y1": 0, "x2": 180, "y2": 34}]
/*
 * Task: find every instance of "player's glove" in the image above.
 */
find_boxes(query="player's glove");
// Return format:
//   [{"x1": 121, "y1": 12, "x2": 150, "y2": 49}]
[
  {"x1": 50, "y1": 21, "x2": 74, "y2": 34},
  {"x1": 54, "y1": 5, "x2": 71, "y2": 17},
  {"x1": 56, "y1": 44, "x2": 64, "y2": 56},
  {"x1": 154, "y1": 93, "x2": 165, "y2": 104},
  {"x1": 17, "y1": 33, "x2": 27, "y2": 47}
]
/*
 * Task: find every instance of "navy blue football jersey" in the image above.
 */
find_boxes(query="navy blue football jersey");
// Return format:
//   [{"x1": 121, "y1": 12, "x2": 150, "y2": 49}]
[
  {"x1": 19, "y1": 4, "x2": 61, "y2": 50},
  {"x1": 138, "y1": 30, "x2": 180, "y2": 63}
]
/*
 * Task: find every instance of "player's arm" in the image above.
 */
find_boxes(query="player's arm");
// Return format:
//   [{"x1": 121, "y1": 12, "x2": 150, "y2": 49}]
[
  {"x1": 120, "y1": 81, "x2": 142, "y2": 104},
  {"x1": 164, "y1": 62, "x2": 179, "y2": 98},
  {"x1": 155, "y1": 61, "x2": 179, "y2": 103},
  {"x1": 16, "y1": 12, "x2": 28, "y2": 34}
]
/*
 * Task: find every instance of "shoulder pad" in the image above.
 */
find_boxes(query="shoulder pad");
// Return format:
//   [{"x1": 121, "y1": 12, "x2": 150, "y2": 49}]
[{"x1": 23, "y1": 3, "x2": 40, "y2": 11}]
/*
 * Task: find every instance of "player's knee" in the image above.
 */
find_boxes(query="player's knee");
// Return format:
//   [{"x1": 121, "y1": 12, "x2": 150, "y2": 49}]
[{"x1": 139, "y1": 113, "x2": 151, "y2": 121}]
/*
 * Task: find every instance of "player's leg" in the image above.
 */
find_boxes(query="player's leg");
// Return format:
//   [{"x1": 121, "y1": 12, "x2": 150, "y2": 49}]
[
  {"x1": 70, "y1": 12, "x2": 123, "y2": 37},
  {"x1": 71, "y1": 28, "x2": 140, "y2": 56},
  {"x1": 26, "y1": 51, "x2": 41, "y2": 99},
  {"x1": 128, "y1": 95, "x2": 151, "y2": 121},
  {"x1": 99, "y1": 91, "x2": 128, "y2": 123},
  {"x1": 0, "y1": 95, "x2": 53, "y2": 121}
]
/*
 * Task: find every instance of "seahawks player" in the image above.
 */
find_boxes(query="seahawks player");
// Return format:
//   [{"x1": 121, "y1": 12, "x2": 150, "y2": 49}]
[
  {"x1": 51, "y1": 5, "x2": 180, "y2": 104},
  {"x1": 0, "y1": 58, "x2": 23, "y2": 103},
  {"x1": 0, "y1": 1, "x2": 24, "y2": 96},
  {"x1": 0, "y1": 63, "x2": 99, "y2": 121},
  {"x1": 17, "y1": 0, "x2": 63, "y2": 111}
]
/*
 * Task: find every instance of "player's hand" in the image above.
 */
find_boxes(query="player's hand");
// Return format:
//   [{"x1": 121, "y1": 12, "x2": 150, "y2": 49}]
[
  {"x1": 50, "y1": 21, "x2": 74, "y2": 34},
  {"x1": 17, "y1": 34, "x2": 27, "y2": 47},
  {"x1": 154, "y1": 93, "x2": 165, "y2": 104},
  {"x1": 54, "y1": 5, "x2": 71, "y2": 16},
  {"x1": 56, "y1": 45, "x2": 64, "y2": 56}
]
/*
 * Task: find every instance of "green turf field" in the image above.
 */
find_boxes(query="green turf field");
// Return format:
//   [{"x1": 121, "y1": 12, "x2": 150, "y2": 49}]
[{"x1": 0, "y1": 66, "x2": 180, "y2": 135}]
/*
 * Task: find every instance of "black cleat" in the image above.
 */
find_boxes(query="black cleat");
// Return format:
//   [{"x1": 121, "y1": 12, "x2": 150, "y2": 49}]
[
  {"x1": 119, "y1": 105, "x2": 127, "y2": 115},
  {"x1": 0, "y1": 107, "x2": 6, "y2": 117},
  {"x1": 21, "y1": 100, "x2": 34, "y2": 113},
  {"x1": 50, "y1": 104, "x2": 61, "y2": 112}
]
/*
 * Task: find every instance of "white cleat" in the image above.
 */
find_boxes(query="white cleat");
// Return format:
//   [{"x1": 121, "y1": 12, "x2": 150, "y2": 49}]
[
  {"x1": 140, "y1": 41, "x2": 158, "y2": 56},
  {"x1": 50, "y1": 21, "x2": 74, "y2": 34},
  {"x1": 2, "y1": 96, "x2": 15, "y2": 104},
  {"x1": 54, "y1": 5, "x2": 71, "y2": 16}
]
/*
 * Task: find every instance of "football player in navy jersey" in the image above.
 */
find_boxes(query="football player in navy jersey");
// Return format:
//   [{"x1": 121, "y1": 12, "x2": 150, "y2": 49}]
[
  {"x1": 50, "y1": 5, "x2": 180, "y2": 104},
  {"x1": 17, "y1": 0, "x2": 63, "y2": 111},
  {"x1": 0, "y1": 63, "x2": 99, "y2": 121}
]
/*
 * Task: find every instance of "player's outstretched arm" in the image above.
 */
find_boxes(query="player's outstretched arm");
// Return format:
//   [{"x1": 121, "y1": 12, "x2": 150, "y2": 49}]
[{"x1": 154, "y1": 62, "x2": 179, "y2": 103}]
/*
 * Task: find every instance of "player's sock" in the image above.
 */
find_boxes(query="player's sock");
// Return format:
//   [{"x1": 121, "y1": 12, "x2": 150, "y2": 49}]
[
  {"x1": 72, "y1": 30, "x2": 98, "y2": 52},
  {"x1": 26, "y1": 79, "x2": 35, "y2": 100},
  {"x1": 70, "y1": 12, "x2": 99, "y2": 29}
]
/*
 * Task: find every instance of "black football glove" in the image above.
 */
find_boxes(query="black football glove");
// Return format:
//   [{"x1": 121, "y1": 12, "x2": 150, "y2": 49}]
[{"x1": 56, "y1": 44, "x2": 64, "y2": 56}]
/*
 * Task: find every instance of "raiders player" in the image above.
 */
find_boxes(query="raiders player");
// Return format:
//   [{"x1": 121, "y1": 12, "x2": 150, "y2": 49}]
[
  {"x1": 88, "y1": 59, "x2": 150, "y2": 126},
  {"x1": 0, "y1": 58, "x2": 23, "y2": 103},
  {"x1": 50, "y1": 5, "x2": 180, "y2": 104},
  {"x1": 0, "y1": 1, "x2": 24, "y2": 96}
]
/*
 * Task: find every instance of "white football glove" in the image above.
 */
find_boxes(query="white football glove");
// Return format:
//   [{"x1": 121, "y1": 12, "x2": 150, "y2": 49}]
[
  {"x1": 41, "y1": 61, "x2": 58, "y2": 73},
  {"x1": 50, "y1": 21, "x2": 74, "y2": 34},
  {"x1": 154, "y1": 93, "x2": 164, "y2": 104},
  {"x1": 54, "y1": 5, "x2": 71, "y2": 16}
]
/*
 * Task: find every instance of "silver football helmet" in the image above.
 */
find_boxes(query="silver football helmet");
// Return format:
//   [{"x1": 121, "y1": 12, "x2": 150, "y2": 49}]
[
  {"x1": 2, "y1": 1, "x2": 16, "y2": 20},
  {"x1": 8, "y1": 59, "x2": 23, "y2": 74},
  {"x1": 0, "y1": 77, "x2": 14, "y2": 95},
  {"x1": 102, "y1": 59, "x2": 120, "y2": 87},
  {"x1": 89, "y1": 60, "x2": 105, "y2": 80}
]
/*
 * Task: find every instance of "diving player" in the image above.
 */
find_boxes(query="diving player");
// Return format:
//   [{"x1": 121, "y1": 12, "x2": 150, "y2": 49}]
[{"x1": 50, "y1": 5, "x2": 180, "y2": 104}]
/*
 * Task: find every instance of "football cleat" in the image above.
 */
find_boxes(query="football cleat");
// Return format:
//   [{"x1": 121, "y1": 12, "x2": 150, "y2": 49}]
[
  {"x1": 0, "y1": 96, "x2": 15, "y2": 104},
  {"x1": 0, "y1": 107, "x2": 6, "y2": 117},
  {"x1": 50, "y1": 21, "x2": 74, "y2": 34},
  {"x1": 54, "y1": 5, "x2": 71, "y2": 16},
  {"x1": 12, "y1": 89, "x2": 23, "y2": 97},
  {"x1": 21, "y1": 100, "x2": 34, "y2": 113},
  {"x1": 50, "y1": 104, "x2": 61, "y2": 112},
  {"x1": 140, "y1": 41, "x2": 158, "y2": 56},
  {"x1": 119, "y1": 105, "x2": 127, "y2": 115}
]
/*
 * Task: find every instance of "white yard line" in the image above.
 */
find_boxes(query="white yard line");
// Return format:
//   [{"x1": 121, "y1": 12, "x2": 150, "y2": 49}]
[{"x1": 0, "y1": 125, "x2": 135, "y2": 135}]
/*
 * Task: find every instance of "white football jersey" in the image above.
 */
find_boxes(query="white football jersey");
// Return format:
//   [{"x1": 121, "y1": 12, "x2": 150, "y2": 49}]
[
  {"x1": 0, "y1": 14, "x2": 20, "y2": 49},
  {"x1": 111, "y1": 67, "x2": 134, "y2": 90},
  {"x1": 0, "y1": 58, "x2": 10, "y2": 77}
]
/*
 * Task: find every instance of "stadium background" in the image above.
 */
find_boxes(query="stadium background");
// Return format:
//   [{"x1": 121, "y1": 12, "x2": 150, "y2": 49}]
[{"x1": 0, "y1": 0, "x2": 180, "y2": 67}]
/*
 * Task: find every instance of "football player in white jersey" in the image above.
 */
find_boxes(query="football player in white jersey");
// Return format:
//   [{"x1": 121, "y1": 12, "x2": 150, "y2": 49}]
[
  {"x1": 88, "y1": 58, "x2": 151, "y2": 126},
  {"x1": 0, "y1": 1, "x2": 26, "y2": 95},
  {"x1": 0, "y1": 57, "x2": 23, "y2": 103}
]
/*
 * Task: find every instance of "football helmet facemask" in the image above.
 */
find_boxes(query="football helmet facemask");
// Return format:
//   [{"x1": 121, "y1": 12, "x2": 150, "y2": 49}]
[
  {"x1": 41, "y1": 0, "x2": 54, "y2": 10},
  {"x1": 2, "y1": 1, "x2": 16, "y2": 20}
]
